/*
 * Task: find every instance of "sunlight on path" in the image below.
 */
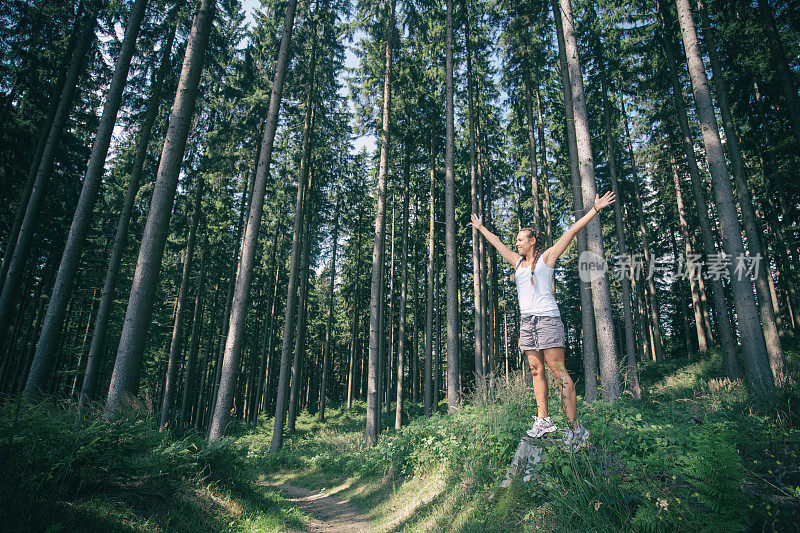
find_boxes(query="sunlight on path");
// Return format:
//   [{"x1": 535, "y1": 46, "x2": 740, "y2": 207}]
[{"x1": 263, "y1": 482, "x2": 372, "y2": 532}]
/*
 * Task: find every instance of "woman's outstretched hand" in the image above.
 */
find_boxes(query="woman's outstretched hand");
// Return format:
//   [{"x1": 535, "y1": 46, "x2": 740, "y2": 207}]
[
  {"x1": 593, "y1": 191, "x2": 616, "y2": 211},
  {"x1": 470, "y1": 213, "x2": 484, "y2": 230}
]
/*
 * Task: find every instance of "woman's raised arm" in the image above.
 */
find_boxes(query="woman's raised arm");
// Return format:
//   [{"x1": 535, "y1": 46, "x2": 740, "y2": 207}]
[
  {"x1": 470, "y1": 214, "x2": 521, "y2": 267},
  {"x1": 542, "y1": 191, "x2": 616, "y2": 268}
]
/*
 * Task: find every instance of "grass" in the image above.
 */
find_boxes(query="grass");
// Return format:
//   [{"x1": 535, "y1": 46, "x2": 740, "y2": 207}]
[
  {"x1": 249, "y1": 340, "x2": 800, "y2": 532},
  {"x1": 0, "y1": 401, "x2": 308, "y2": 532},
  {"x1": 2, "y1": 340, "x2": 799, "y2": 531}
]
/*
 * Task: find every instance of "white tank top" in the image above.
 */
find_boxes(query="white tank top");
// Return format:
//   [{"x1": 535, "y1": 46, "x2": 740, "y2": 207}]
[{"x1": 515, "y1": 255, "x2": 560, "y2": 317}]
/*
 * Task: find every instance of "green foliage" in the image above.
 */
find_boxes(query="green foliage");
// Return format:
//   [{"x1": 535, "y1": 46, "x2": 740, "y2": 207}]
[
  {"x1": 0, "y1": 400, "x2": 302, "y2": 532},
  {"x1": 256, "y1": 348, "x2": 800, "y2": 532}
]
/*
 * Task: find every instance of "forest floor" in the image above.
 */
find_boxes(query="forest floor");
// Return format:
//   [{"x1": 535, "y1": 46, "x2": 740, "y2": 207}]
[
  {"x1": 250, "y1": 341, "x2": 800, "y2": 532},
  {"x1": 2, "y1": 340, "x2": 800, "y2": 531},
  {"x1": 260, "y1": 482, "x2": 371, "y2": 532}
]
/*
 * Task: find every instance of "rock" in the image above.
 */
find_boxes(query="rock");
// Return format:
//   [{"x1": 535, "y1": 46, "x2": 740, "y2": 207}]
[{"x1": 499, "y1": 434, "x2": 563, "y2": 488}]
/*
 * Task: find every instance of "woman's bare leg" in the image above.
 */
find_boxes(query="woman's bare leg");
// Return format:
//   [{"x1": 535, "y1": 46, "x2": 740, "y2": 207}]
[
  {"x1": 544, "y1": 347, "x2": 577, "y2": 425},
  {"x1": 525, "y1": 350, "x2": 548, "y2": 417}
]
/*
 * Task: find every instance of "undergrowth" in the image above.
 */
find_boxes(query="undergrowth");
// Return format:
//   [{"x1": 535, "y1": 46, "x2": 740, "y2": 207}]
[
  {"x1": 0, "y1": 401, "x2": 305, "y2": 532},
  {"x1": 2, "y1": 341, "x2": 799, "y2": 532},
  {"x1": 254, "y1": 342, "x2": 800, "y2": 532}
]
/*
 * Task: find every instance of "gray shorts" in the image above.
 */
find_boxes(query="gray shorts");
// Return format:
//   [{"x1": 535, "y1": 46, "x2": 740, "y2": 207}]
[{"x1": 519, "y1": 315, "x2": 565, "y2": 351}]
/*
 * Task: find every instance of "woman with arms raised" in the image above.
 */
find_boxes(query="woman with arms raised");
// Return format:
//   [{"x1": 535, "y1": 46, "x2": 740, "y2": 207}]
[{"x1": 471, "y1": 190, "x2": 615, "y2": 449}]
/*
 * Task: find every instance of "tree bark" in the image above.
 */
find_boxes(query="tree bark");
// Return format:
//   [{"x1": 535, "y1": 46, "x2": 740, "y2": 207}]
[
  {"x1": 752, "y1": 80, "x2": 800, "y2": 331},
  {"x1": 208, "y1": 0, "x2": 297, "y2": 443},
  {"x1": 444, "y1": 0, "x2": 460, "y2": 413},
  {"x1": 268, "y1": 15, "x2": 314, "y2": 448},
  {"x1": 534, "y1": 76, "x2": 553, "y2": 246},
  {"x1": 253, "y1": 224, "x2": 282, "y2": 424},
  {"x1": 366, "y1": 0, "x2": 396, "y2": 446},
  {"x1": 159, "y1": 177, "x2": 204, "y2": 429},
  {"x1": 657, "y1": 0, "x2": 741, "y2": 379},
  {"x1": 0, "y1": 0, "x2": 89, "y2": 296},
  {"x1": 670, "y1": 150, "x2": 708, "y2": 353},
  {"x1": 395, "y1": 157, "x2": 410, "y2": 430},
  {"x1": 385, "y1": 195, "x2": 396, "y2": 417},
  {"x1": 179, "y1": 232, "x2": 208, "y2": 427},
  {"x1": 465, "y1": 2, "x2": 484, "y2": 382},
  {"x1": 425, "y1": 130, "x2": 435, "y2": 416},
  {"x1": 76, "y1": 15, "x2": 179, "y2": 416},
  {"x1": 318, "y1": 196, "x2": 339, "y2": 421},
  {"x1": 347, "y1": 211, "x2": 363, "y2": 409},
  {"x1": 288, "y1": 184, "x2": 314, "y2": 432},
  {"x1": 675, "y1": 0, "x2": 776, "y2": 399},
  {"x1": 558, "y1": 0, "x2": 621, "y2": 400},
  {"x1": 599, "y1": 66, "x2": 640, "y2": 397},
  {"x1": 553, "y1": 0, "x2": 600, "y2": 400},
  {"x1": 698, "y1": 0, "x2": 786, "y2": 386},
  {"x1": 104, "y1": 0, "x2": 214, "y2": 418},
  {"x1": 23, "y1": 0, "x2": 149, "y2": 402},
  {"x1": 524, "y1": 72, "x2": 540, "y2": 230}
]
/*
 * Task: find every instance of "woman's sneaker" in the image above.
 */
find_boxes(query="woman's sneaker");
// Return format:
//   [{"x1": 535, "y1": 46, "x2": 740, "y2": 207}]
[
  {"x1": 562, "y1": 423, "x2": 589, "y2": 451},
  {"x1": 526, "y1": 416, "x2": 557, "y2": 438}
]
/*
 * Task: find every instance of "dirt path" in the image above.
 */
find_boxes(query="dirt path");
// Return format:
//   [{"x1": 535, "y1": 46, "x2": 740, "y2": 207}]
[{"x1": 264, "y1": 482, "x2": 372, "y2": 532}]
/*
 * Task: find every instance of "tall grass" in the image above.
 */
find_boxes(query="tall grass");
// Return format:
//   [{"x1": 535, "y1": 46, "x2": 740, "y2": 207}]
[
  {"x1": 0, "y1": 398, "x2": 305, "y2": 532},
  {"x1": 256, "y1": 346, "x2": 800, "y2": 532}
]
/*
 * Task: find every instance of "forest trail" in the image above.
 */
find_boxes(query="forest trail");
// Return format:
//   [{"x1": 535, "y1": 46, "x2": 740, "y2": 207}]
[{"x1": 264, "y1": 482, "x2": 372, "y2": 532}]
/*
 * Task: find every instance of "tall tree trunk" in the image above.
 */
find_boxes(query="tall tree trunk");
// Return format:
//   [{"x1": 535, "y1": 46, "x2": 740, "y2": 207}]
[
  {"x1": 535, "y1": 76, "x2": 553, "y2": 246},
  {"x1": 553, "y1": 0, "x2": 600, "y2": 400},
  {"x1": 465, "y1": 2, "x2": 484, "y2": 382},
  {"x1": 434, "y1": 263, "x2": 442, "y2": 409},
  {"x1": 260, "y1": 237, "x2": 284, "y2": 418},
  {"x1": 752, "y1": 80, "x2": 800, "y2": 331},
  {"x1": 385, "y1": 195, "x2": 396, "y2": 417},
  {"x1": 209, "y1": 0, "x2": 297, "y2": 444},
  {"x1": 207, "y1": 172, "x2": 250, "y2": 430},
  {"x1": 524, "y1": 71, "x2": 540, "y2": 230},
  {"x1": 366, "y1": 0, "x2": 396, "y2": 446},
  {"x1": 288, "y1": 185, "x2": 314, "y2": 432},
  {"x1": 424, "y1": 130, "x2": 435, "y2": 416},
  {"x1": 395, "y1": 156, "x2": 410, "y2": 430},
  {"x1": 669, "y1": 225, "x2": 695, "y2": 357},
  {"x1": 675, "y1": 0, "x2": 776, "y2": 399},
  {"x1": 757, "y1": 0, "x2": 800, "y2": 145},
  {"x1": 599, "y1": 66, "x2": 640, "y2": 397},
  {"x1": 70, "y1": 289, "x2": 98, "y2": 401},
  {"x1": 23, "y1": 0, "x2": 149, "y2": 402},
  {"x1": 318, "y1": 196, "x2": 339, "y2": 422},
  {"x1": 558, "y1": 0, "x2": 621, "y2": 400},
  {"x1": 670, "y1": 150, "x2": 708, "y2": 353},
  {"x1": 444, "y1": 0, "x2": 460, "y2": 413},
  {"x1": 657, "y1": 0, "x2": 741, "y2": 378},
  {"x1": 617, "y1": 89, "x2": 665, "y2": 363},
  {"x1": 475, "y1": 122, "x2": 490, "y2": 375},
  {"x1": 268, "y1": 16, "x2": 314, "y2": 447},
  {"x1": 698, "y1": 0, "x2": 786, "y2": 386},
  {"x1": 104, "y1": 0, "x2": 215, "y2": 417},
  {"x1": 347, "y1": 211, "x2": 363, "y2": 409},
  {"x1": 0, "y1": 1, "x2": 102, "y2": 343},
  {"x1": 159, "y1": 177, "x2": 204, "y2": 429},
  {"x1": 77, "y1": 18, "x2": 179, "y2": 417},
  {"x1": 0, "y1": 88, "x2": 61, "y2": 296},
  {"x1": 179, "y1": 233, "x2": 208, "y2": 427},
  {"x1": 411, "y1": 231, "x2": 420, "y2": 404},
  {"x1": 253, "y1": 225, "x2": 282, "y2": 424}
]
